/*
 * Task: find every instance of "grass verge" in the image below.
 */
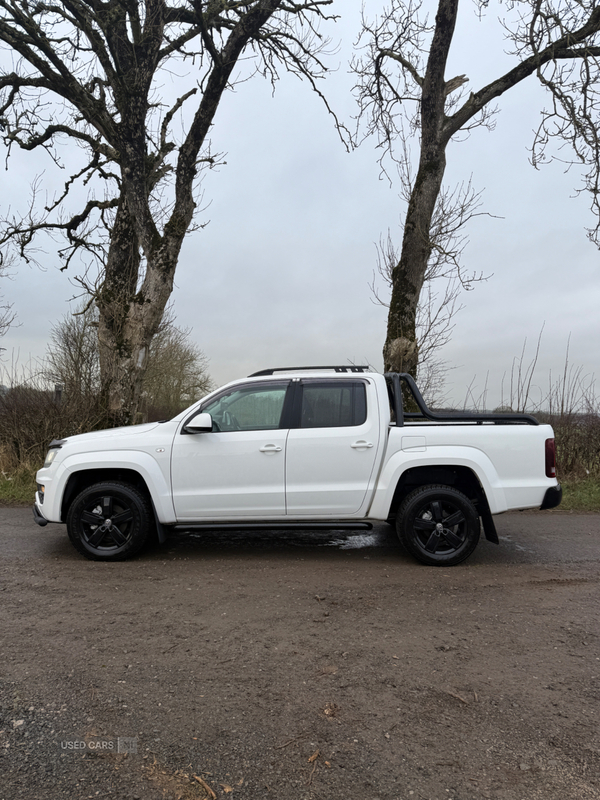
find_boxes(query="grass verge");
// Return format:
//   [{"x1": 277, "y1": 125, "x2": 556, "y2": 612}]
[
  {"x1": 0, "y1": 465, "x2": 37, "y2": 506},
  {"x1": 559, "y1": 477, "x2": 600, "y2": 512}
]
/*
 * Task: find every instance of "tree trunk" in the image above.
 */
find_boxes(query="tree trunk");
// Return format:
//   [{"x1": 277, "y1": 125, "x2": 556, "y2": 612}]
[
  {"x1": 91, "y1": 3, "x2": 286, "y2": 427},
  {"x1": 96, "y1": 197, "x2": 175, "y2": 426},
  {"x1": 383, "y1": 151, "x2": 446, "y2": 375},
  {"x1": 383, "y1": 0, "x2": 459, "y2": 377}
]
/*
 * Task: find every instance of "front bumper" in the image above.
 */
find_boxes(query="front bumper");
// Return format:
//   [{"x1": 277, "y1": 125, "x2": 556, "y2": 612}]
[
  {"x1": 540, "y1": 484, "x2": 562, "y2": 510},
  {"x1": 32, "y1": 504, "x2": 48, "y2": 527}
]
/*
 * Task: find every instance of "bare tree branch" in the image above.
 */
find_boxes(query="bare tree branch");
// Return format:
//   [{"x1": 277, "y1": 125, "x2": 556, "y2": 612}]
[
  {"x1": 0, "y1": 249, "x2": 16, "y2": 341},
  {"x1": 0, "y1": 0, "x2": 339, "y2": 423},
  {"x1": 353, "y1": 0, "x2": 600, "y2": 381}
]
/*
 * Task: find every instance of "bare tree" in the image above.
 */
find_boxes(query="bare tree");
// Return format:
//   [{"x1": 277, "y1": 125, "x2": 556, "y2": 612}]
[
  {"x1": 354, "y1": 0, "x2": 600, "y2": 376},
  {"x1": 0, "y1": 250, "x2": 15, "y2": 343},
  {"x1": 141, "y1": 317, "x2": 213, "y2": 418},
  {"x1": 0, "y1": 0, "x2": 336, "y2": 423},
  {"x1": 45, "y1": 307, "x2": 100, "y2": 399},
  {"x1": 45, "y1": 304, "x2": 212, "y2": 418},
  {"x1": 370, "y1": 176, "x2": 485, "y2": 403}
]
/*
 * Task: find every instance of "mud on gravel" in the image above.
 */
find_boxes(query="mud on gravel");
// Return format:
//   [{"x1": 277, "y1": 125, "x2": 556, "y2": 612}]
[{"x1": 1, "y1": 508, "x2": 599, "y2": 800}]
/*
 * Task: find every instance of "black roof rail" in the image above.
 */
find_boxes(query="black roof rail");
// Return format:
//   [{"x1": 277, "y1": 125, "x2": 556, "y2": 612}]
[{"x1": 249, "y1": 365, "x2": 371, "y2": 377}]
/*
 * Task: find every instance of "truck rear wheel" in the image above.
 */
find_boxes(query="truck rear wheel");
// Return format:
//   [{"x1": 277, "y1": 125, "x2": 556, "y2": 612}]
[
  {"x1": 66, "y1": 481, "x2": 153, "y2": 561},
  {"x1": 396, "y1": 484, "x2": 480, "y2": 566}
]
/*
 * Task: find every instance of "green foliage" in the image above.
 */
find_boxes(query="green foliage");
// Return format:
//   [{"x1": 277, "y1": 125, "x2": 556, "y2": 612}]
[
  {"x1": 560, "y1": 478, "x2": 600, "y2": 512},
  {"x1": 0, "y1": 464, "x2": 36, "y2": 505}
]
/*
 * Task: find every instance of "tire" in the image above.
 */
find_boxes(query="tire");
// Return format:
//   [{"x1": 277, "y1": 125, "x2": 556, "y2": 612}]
[
  {"x1": 66, "y1": 481, "x2": 154, "y2": 561},
  {"x1": 396, "y1": 484, "x2": 480, "y2": 566}
]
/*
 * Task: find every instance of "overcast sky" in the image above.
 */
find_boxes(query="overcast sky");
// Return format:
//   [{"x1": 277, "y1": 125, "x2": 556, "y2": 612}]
[{"x1": 1, "y1": 0, "x2": 599, "y2": 409}]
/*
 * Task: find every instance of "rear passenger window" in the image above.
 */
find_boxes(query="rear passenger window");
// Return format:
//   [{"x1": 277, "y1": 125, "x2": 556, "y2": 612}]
[{"x1": 300, "y1": 382, "x2": 367, "y2": 428}]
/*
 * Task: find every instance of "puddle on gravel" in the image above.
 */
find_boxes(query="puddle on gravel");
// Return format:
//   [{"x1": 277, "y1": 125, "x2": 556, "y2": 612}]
[
  {"x1": 327, "y1": 532, "x2": 387, "y2": 549},
  {"x1": 171, "y1": 525, "x2": 395, "y2": 552},
  {"x1": 499, "y1": 534, "x2": 534, "y2": 553}
]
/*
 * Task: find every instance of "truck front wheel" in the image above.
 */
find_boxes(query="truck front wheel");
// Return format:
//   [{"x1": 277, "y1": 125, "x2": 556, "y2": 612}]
[
  {"x1": 66, "y1": 481, "x2": 153, "y2": 561},
  {"x1": 396, "y1": 485, "x2": 480, "y2": 566}
]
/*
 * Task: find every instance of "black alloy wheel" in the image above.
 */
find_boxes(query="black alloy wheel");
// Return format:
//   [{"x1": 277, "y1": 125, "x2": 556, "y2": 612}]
[
  {"x1": 397, "y1": 484, "x2": 480, "y2": 566},
  {"x1": 66, "y1": 481, "x2": 153, "y2": 561}
]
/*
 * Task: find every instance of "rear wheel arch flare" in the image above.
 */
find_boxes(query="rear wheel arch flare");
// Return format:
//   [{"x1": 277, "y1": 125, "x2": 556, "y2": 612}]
[{"x1": 388, "y1": 464, "x2": 485, "y2": 518}]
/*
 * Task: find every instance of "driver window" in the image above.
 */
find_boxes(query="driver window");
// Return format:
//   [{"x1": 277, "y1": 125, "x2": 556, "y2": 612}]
[{"x1": 202, "y1": 385, "x2": 288, "y2": 432}]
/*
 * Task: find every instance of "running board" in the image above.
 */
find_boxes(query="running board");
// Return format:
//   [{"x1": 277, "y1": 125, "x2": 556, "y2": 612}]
[{"x1": 171, "y1": 521, "x2": 374, "y2": 531}]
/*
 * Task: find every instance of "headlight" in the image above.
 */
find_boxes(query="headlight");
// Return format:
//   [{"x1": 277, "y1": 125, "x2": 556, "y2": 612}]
[{"x1": 43, "y1": 448, "x2": 60, "y2": 468}]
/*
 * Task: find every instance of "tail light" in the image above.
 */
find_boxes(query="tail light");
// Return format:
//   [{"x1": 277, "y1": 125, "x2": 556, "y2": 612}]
[{"x1": 545, "y1": 438, "x2": 556, "y2": 478}]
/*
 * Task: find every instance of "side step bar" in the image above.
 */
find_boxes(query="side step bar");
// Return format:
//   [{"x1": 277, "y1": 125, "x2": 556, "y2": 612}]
[{"x1": 171, "y1": 521, "x2": 374, "y2": 531}]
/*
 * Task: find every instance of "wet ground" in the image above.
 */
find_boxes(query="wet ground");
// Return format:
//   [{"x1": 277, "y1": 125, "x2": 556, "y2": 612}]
[{"x1": 1, "y1": 507, "x2": 599, "y2": 799}]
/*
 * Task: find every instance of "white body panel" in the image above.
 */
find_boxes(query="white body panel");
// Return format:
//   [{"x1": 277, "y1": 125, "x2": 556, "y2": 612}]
[
  {"x1": 171, "y1": 429, "x2": 287, "y2": 518},
  {"x1": 34, "y1": 372, "x2": 559, "y2": 527},
  {"x1": 39, "y1": 446, "x2": 177, "y2": 525},
  {"x1": 285, "y1": 378, "x2": 383, "y2": 515},
  {"x1": 368, "y1": 422, "x2": 555, "y2": 517}
]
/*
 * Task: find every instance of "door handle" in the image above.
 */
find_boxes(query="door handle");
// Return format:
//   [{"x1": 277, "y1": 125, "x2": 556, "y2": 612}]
[
  {"x1": 351, "y1": 440, "x2": 373, "y2": 449},
  {"x1": 259, "y1": 444, "x2": 282, "y2": 453}
]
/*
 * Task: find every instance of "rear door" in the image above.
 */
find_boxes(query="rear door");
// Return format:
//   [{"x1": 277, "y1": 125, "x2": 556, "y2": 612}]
[{"x1": 285, "y1": 379, "x2": 381, "y2": 515}]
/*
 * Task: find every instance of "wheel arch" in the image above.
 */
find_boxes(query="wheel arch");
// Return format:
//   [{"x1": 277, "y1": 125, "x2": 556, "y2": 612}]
[
  {"x1": 54, "y1": 450, "x2": 176, "y2": 528},
  {"x1": 385, "y1": 464, "x2": 499, "y2": 544},
  {"x1": 387, "y1": 465, "x2": 480, "y2": 513},
  {"x1": 61, "y1": 468, "x2": 150, "y2": 521},
  {"x1": 60, "y1": 466, "x2": 170, "y2": 544}
]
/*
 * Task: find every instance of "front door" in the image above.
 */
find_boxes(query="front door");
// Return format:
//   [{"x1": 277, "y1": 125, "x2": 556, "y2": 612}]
[{"x1": 171, "y1": 382, "x2": 290, "y2": 520}]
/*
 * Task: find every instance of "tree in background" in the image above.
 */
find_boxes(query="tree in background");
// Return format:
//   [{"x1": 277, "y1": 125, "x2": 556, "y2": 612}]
[
  {"x1": 45, "y1": 305, "x2": 212, "y2": 420},
  {"x1": 0, "y1": 0, "x2": 336, "y2": 424},
  {"x1": 370, "y1": 225, "x2": 469, "y2": 406},
  {"x1": 0, "y1": 251, "x2": 15, "y2": 342},
  {"x1": 45, "y1": 307, "x2": 100, "y2": 401},
  {"x1": 0, "y1": 304, "x2": 210, "y2": 469},
  {"x1": 354, "y1": 0, "x2": 600, "y2": 377},
  {"x1": 138, "y1": 311, "x2": 213, "y2": 419}
]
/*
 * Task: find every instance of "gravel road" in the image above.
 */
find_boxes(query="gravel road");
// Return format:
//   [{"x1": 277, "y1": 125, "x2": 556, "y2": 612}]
[{"x1": 1, "y1": 507, "x2": 599, "y2": 800}]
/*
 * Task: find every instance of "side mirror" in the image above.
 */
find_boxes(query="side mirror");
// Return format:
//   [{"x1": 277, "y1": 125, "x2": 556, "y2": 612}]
[{"x1": 183, "y1": 412, "x2": 213, "y2": 433}]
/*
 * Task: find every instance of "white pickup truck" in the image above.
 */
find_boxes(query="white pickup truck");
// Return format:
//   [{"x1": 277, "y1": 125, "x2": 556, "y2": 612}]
[{"x1": 33, "y1": 366, "x2": 562, "y2": 566}]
